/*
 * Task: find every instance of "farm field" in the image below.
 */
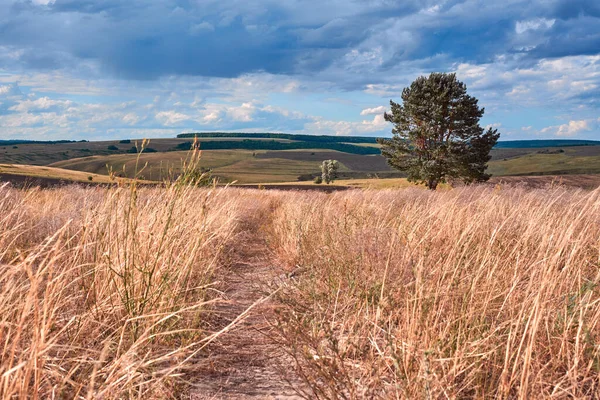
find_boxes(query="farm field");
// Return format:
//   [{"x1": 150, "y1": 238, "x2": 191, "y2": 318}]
[
  {"x1": 2, "y1": 136, "x2": 600, "y2": 187},
  {"x1": 46, "y1": 145, "x2": 600, "y2": 185},
  {"x1": 49, "y1": 149, "x2": 387, "y2": 183},
  {"x1": 0, "y1": 137, "x2": 299, "y2": 166},
  {"x1": 2, "y1": 182, "x2": 600, "y2": 398},
  {"x1": 0, "y1": 163, "x2": 126, "y2": 184}
]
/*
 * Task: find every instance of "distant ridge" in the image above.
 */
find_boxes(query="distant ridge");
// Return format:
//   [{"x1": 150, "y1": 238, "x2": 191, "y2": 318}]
[
  {"x1": 0, "y1": 140, "x2": 87, "y2": 145},
  {"x1": 178, "y1": 133, "x2": 600, "y2": 149},
  {"x1": 495, "y1": 139, "x2": 600, "y2": 148},
  {"x1": 177, "y1": 132, "x2": 378, "y2": 143}
]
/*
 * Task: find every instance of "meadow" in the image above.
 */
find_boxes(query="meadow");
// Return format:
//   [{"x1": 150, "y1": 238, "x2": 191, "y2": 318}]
[
  {"x1": 2, "y1": 176, "x2": 600, "y2": 398},
  {"x1": 0, "y1": 180, "x2": 245, "y2": 398}
]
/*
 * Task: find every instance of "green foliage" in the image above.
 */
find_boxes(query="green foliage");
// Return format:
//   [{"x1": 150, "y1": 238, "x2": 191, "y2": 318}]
[
  {"x1": 313, "y1": 176, "x2": 323, "y2": 184},
  {"x1": 173, "y1": 139, "x2": 380, "y2": 155},
  {"x1": 297, "y1": 173, "x2": 314, "y2": 181},
  {"x1": 0, "y1": 140, "x2": 79, "y2": 146},
  {"x1": 119, "y1": 139, "x2": 131, "y2": 144},
  {"x1": 321, "y1": 160, "x2": 339, "y2": 184},
  {"x1": 175, "y1": 142, "x2": 192, "y2": 151},
  {"x1": 107, "y1": 145, "x2": 119, "y2": 151},
  {"x1": 127, "y1": 146, "x2": 157, "y2": 154},
  {"x1": 177, "y1": 132, "x2": 378, "y2": 144},
  {"x1": 378, "y1": 73, "x2": 500, "y2": 190}
]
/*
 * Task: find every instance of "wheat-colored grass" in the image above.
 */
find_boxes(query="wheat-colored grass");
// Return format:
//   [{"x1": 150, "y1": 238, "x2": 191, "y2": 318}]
[
  {"x1": 267, "y1": 185, "x2": 600, "y2": 399},
  {"x1": 0, "y1": 181, "x2": 244, "y2": 398},
  {"x1": 3, "y1": 176, "x2": 600, "y2": 399}
]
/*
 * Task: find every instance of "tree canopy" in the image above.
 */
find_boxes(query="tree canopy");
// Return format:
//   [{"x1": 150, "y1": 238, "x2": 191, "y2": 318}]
[{"x1": 377, "y1": 73, "x2": 500, "y2": 190}]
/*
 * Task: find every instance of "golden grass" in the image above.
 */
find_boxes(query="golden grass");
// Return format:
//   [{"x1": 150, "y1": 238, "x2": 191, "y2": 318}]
[
  {"x1": 266, "y1": 185, "x2": 600, "y2": 398},
  {"x1": 0, "y1": 181, "x2": 245, "y2": 398},
  {"x1": 0, "y1": 163, "x2": 126, "y2": 183},
  {"x1": 4, "y1": 173, "x2": 600, "y2": 398}
]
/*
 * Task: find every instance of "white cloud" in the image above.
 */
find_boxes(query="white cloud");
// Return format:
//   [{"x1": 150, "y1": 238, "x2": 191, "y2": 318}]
[
  {"x1": 305, "y1": 114, "x2": 388, "y2": 136},
  {"x1": 31, "y1": 0, "x2": 55, "y2": 5},
  {"x1": 360, "y1": 106, "x2": 387, "y2": 116},
  {"x1": 227, "y1": 102, "x2": 256, "y2": 122},
  {"x1": 189, "y1": 22, "x2": 215, "y2": 35},
  {"x1": 515, "y1": 18, "x2": 555, "y2": 35},
  {"x1": 540, "y1": 119, "x2": 595, "y2": 137},
  {"x1": 9, "y1": 97, "x2": 72, "y2": 113},
  {"x1": 155, "y1": 111, "x2": 191, "y2": 125},
  {"x1": 202, "y1": 111, "x2": 221, "y2": 123},
  {"x1": 122, "y1": 113, "x2": 141, "y2": 125}
]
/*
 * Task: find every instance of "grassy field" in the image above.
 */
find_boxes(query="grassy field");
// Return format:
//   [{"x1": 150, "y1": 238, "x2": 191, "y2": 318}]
[
  {"x1": 50, "y1": 149, "x2": 382, "y2": 183},
  {"x1": 0, "y1": 182, "x2": 245, "y2": 398},
  {"x1": 266, "y1": 185, "x2": 600, "y2": 398},
  {"x1": 0, "y1": 163, "x2": 124, "y2": 183},
  {"x1": 3, "y1": 183, "x2": 600, "y2": 398},
  {"x1": 488, "y1": 152, "x2": 600, "y2": 175},
  {"x1": 0, "y1": 138, "x2": 297, "y2": 166},
  {"x1": 43, "y1": 145, "x2": 600, "y2": 185},
  {"x1": 2, "y1": 135, "x2": 600, "y2": 186}
]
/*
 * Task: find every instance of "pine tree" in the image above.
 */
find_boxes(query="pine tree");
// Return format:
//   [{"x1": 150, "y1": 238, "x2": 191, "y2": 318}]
[{"x1": 377, "y1": 73, "x2": 500, "y2": 190}]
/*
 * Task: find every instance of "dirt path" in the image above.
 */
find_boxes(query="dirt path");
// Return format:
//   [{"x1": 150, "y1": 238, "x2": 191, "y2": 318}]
[{"x1": 191, "y1": 217, "x2": 304, "y2": 399}]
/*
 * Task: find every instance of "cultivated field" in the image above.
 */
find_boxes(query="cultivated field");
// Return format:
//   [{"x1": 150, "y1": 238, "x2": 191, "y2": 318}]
[
  {"x1": 3, "y1": 137, "x2": 600, "y2": 186},
  {"x1": 0, "y1": 164, "x2": 113, "y2": 183},
  {"x1": 2, "y1": 180, "x2": 600, "y2": 398}
]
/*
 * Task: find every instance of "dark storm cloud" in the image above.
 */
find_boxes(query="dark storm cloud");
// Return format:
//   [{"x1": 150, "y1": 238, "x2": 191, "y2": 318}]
[{"x1": 0, "y1": 0, "x2": 598, "y2": 87}]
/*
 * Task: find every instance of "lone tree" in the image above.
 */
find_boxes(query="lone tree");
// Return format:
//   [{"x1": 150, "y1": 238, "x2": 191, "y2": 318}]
[
  {"x1": 378, "y1": 73, "x2": 500, "y2": 190},
  {"x1": 321, "y1": 160, "x2": 339, "y2": 184}
]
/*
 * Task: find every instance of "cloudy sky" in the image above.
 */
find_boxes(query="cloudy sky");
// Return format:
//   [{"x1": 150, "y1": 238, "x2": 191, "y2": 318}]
[{"x1": 0, "y1": 0, "x2": 599, "y2": 141}]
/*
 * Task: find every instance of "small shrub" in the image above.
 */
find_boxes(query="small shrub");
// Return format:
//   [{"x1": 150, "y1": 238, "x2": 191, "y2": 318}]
[
  {"x1": 119, "y1": 139, "x2": 131, "y2": 144},
  {"x1": 87, "y1": 176, "x2": 93, "y2": 181},
  {"x1": 297, "y1": 173, "x2": 314, "y2": 182},
  {"x1": 313, "y1": 176, "x2": 322, "y2": 184},
  {"x1": 107, "y1": 145, "x2": 119, "y2": 151}
]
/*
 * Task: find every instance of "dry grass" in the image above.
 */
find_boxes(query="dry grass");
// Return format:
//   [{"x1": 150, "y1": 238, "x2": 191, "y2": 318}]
[
  {"x1": 267, "y1": 185, "x2": 600, "y2": 399},
  {"x1": 4, "y1": 173, "x2": 600, "y2": 399},
  {"x1": 0, "y1": 163, "x2": 132, "y2": 184},
  {"x1": 0, "y1": 180, "x2": 244, "y2": 398}
]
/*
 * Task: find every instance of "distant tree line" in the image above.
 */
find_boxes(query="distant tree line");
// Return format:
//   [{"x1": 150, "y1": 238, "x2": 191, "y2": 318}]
[
  {"x1": 0, "y1": 140, "x2": 87, "y2": 145},
  {"x1": 493, "y1": 140, "x2": 599, "y2": 148},
  {"x1": 173, "y1": 139, "x2": 380, "y2": 155},
  {"x1": 177, "y1": 132, "x2": 379, "y2": 144}
]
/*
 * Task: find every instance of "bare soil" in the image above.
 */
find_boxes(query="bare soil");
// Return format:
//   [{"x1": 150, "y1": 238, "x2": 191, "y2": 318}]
[{"x1": 190, "y1": 209, "x2": 305, "y2": 399}]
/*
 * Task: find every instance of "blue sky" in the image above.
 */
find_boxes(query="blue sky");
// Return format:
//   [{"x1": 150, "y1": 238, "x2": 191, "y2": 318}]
[{"x1": 0, "y1": 0, "x2": 599, "y2": 140}]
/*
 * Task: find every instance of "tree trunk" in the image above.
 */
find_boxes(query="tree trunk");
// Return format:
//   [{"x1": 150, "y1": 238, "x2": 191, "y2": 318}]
[{"x1": 427, "y1": 179, "x2": 438, "y2": 190}]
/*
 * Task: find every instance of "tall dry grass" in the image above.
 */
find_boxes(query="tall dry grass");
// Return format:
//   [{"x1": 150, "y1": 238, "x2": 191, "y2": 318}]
[
  {"x1": 0, "y1": 181, "x2": 243, "y2": 398},
  {"x1": 268, "y1": 185, "x2": 600, "y2": 399}
]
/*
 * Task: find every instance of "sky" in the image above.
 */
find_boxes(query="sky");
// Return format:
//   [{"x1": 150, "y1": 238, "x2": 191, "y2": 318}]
[{"x1": 0, "y1": 0, "x2": 599, "y2": 141}]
